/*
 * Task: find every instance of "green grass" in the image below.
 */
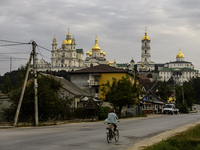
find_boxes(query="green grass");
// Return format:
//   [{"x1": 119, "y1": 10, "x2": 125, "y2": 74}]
[{"x1": 143, "y1": 124, "x2": 200, "y2": 150}]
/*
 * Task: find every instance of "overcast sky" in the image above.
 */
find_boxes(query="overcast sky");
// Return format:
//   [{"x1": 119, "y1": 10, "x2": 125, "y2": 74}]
[{"x1": 0, "y1": 0, "x2": 200, "y2": 75}]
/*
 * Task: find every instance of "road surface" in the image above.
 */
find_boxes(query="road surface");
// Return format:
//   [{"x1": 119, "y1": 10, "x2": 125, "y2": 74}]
[{"x1": 0, "y1": 106, "x2": 200, "y2": 150}]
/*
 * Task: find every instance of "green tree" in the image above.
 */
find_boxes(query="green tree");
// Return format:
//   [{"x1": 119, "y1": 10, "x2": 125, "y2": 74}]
[
  {"x1": 175, "y1": 82, "x2": 195, "y2": 113},
  {"x1": 156, "y1": 81, "x2": 171, "y2": 102},
  {"x1": 1, "y1": 75, "x2": 12, "y2": 94},
  {"x1": 101, "y1": 75, "x2": 141, "y2": 115},
  {"x1": 3, "y1": 75, "x2": 72, "y2": 122},
  {"x1": 191, "y1": 77, "x2": 200, "y2": 103}
]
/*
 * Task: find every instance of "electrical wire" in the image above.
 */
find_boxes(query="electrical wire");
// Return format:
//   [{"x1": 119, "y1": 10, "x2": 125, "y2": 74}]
[
  {"x1": 37, "y1": 45, "x2": 51, "y2": 52},
  {"x1": 0, "y1": 43, "x2": 30, "y2": 47},
  {"x1": 0, "y1": 39, "x2": 31, "y2": 44}
]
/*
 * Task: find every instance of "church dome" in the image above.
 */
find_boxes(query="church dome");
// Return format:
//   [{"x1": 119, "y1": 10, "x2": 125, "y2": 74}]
[
  {"x1": 92, "y1": 36, "x2": 100, "y2": 51},
  {"x1": 142, "y1": 28, "x2": 150, "y2": 41},
  {"x1": 176, "y1": 49, "x2": 184, "y2": 58},
  {"x1": 62, "y1": 29, "x2": 72, "y2": 45},
  {"x1": 62, "y1": 39, "x2": 72, "y2": 45}
]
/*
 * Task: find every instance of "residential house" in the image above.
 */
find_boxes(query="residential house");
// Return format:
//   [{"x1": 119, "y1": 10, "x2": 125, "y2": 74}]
[
  {"x1": 69, "y1": 64, "x2": 135, "y2": 100},
  {"x1": 142, "y1": 92, "x2": 165, "y2": 114},
  {"x1": 41, "y1": 73, "x2": 94, "y2": 109}
]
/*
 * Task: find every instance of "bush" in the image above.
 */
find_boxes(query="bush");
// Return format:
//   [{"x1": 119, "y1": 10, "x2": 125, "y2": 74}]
[
  {"x1": 98, "y1": 107, "x2": 110, "y2": 120},
  {"x1": 3, "y1": 75, "x2": 72, "y2": 122},
  {"x1": 74, "y1": 108, "x2": 87, "y2": 118},
  {"x1": 180, "y1": 102, "x2": 189, "y2": 113}
]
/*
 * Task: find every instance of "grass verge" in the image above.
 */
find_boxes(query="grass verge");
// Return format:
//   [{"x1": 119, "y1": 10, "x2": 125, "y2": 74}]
[{"x1": 143, "y1": 124, "x2": 200, "y2": 150}]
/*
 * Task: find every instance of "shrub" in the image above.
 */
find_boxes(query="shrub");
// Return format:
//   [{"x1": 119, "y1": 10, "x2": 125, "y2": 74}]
[{"x1": 98, "y1": 107, "x2": 110, "y2": 120}]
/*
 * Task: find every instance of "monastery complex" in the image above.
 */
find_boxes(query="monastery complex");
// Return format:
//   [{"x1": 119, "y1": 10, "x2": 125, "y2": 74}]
[{"x1": 36, "y1": 28, "x2": 198, "y2": 84}]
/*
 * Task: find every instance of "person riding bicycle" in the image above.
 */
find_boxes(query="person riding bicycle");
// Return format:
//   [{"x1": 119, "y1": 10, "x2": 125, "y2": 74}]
[{"x1": 104, "y1": 108, "x2": 118, "y2": 132}]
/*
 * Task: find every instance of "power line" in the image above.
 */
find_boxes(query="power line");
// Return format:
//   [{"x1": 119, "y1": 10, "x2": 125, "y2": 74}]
[
  {"x1": 0, "y1": 52, "x2": 30, "y2": 54},
  {"x1": 37, "y1": 45, "x2": 51, "y2": 52},
  {"x1": 0, "y1": 57, "x2": 29, "y2": 61},
  {"x1": 0, "y1": 45, "x2": 32, "y2": 53},
  {"x1": 0, "y1": 43, "x2": 30, "y2": 47},
  {"x1": 0, "y1": 39, "x2": 31, "y2": 45}
]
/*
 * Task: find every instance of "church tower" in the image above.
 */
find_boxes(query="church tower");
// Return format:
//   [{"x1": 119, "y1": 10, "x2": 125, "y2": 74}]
[
  {"x1": 137, "y1": 28, "x2": 155, "y2": 71},
  {"x1": 176, "y1": 49, "x2": 184, "y2": 62},
  {"x1": 141, "y1": 27, "x2": 151, "y2": 63}
]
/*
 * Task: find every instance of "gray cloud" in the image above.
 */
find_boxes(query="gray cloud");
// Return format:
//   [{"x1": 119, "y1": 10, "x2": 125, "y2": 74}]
[{"x1": 0, "y1": 0, "x2": 200, "y2": 75}]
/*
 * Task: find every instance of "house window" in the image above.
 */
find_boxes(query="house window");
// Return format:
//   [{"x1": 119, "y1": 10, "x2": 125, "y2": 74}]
[{"x1": 149, "y1": 96, "x2": 153, "y2": 100}]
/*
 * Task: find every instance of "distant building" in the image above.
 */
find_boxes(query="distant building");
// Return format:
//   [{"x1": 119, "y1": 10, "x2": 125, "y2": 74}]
[
  {"x1": 159, "y1": 49, "x2": 198, "y2": 84},
  {"x1": 37, "y1": 30, "x2": 108, "y2": 72},
  {"x1": 137, "y1": 28, "x2": 155, "y2": 72},
  {"x1": 36, "y1": 58, "x2": 51, "y2": 72},
  {"x1": 84, "y1": 36, "x2": 107, "y2": 67},
  {"x1": 50, "y1": 30, "x2": 84, "y2": 72},
  {"x1": 69, "y1": 64, "x2": 135, "y2": 100}
]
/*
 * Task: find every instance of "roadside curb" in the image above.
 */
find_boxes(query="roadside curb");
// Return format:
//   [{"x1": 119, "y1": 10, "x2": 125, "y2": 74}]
[
  {"x1": 126, "y1": 120, "x2": 200, "y2": 150},
  {"x1": 0, "y1": 126, "x2": 14, "y2": 129}
]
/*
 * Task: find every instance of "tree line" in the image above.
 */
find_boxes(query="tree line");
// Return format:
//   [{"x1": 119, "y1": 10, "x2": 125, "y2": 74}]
[{"x1": 1, "y1": 66, "x2": 200, "y2": 122}]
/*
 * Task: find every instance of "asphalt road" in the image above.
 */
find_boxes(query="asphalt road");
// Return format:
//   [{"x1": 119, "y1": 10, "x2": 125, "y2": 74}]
[{"x1": 1, "y1": 105, "x2": 200, "y2": 150}]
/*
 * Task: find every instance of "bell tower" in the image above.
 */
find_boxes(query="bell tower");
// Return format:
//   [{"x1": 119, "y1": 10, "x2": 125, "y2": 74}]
[
  {"x1": 141, "y1": 27, "x2": 151, "y2": 63},
  {"x1": 137, "y1": 27, "x2": 155, "y2": 71}
]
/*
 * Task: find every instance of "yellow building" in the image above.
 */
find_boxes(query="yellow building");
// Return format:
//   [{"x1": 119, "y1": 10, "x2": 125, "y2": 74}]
[
  {"x1": 70, "y1": 64, "x2": 135, "y2": 100},
  {"x1": 98, "y1": 72, "x2": 135, "y2": 100}
]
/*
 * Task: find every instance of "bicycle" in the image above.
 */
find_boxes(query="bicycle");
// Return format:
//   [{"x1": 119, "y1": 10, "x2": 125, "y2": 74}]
[{"x1": 106, "y1": 123, "x2": 119, "y2": 143}]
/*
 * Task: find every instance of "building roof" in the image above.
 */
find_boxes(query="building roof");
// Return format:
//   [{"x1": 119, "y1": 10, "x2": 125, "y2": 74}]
[
  {"x1": 76, "y1": 49, "x2": 83, "y2": 54},
  {"x1": 169, "y1": 61, "x2": 191, "y2": 64},
  {"x1": 160, "y1": 67, "x2": 195, "y2": 72},
  {"x1": 70, "y1": 64, "x2": 131, "y2": 74},
  {"x1": 116, "y1": 63, "x2": 128, "y2": 67},
  {"x1": 138, "y1": 74, "x2": 150, "y2": 83},
  {"x1": 146, "y1": 92, "x2": 165, "y2": 104},
  {"x1": 40, "y1": 73, "x2": 91, "y2": 97}
]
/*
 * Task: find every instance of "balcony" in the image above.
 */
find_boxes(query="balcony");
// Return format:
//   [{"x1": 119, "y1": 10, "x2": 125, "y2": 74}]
[{"x1": 89, "y1": 80, "x2": 99, "y2": 87}]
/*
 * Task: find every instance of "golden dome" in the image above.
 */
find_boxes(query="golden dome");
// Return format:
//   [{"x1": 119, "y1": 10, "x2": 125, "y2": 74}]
[
  {"x1": 142, "y1": 27, "x2": 150, "y2": 41},
  {"x1": 67, "y1": 28, "x2": 71, "y2": 37},
  {"x1": 92, "y1": 36, "x2": 100, "y2": 51},
  {"x1": 103, "y1": 52, "x2": 106, "y2": 56},
  {"x1": 100, "y1": 50, "x2": 103, "y2": 54},
  {"x1": 86, "y1": 50, "x2": 90, "y2": 54},
  {"x1": 176, "y1": 49, "x2": 184, "y2": 58},
  {"x1": 62, "y1": 39, "x2": 72, "y2": 45},
  {"x1": 52, "y1": 36, "x2": 57, "y2": 45},
  {"x1": 89, "y1": 52, "x2": 92, "y2": 56}
]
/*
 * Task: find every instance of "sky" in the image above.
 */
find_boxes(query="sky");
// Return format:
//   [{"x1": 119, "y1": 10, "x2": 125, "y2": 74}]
[{"x1": 0, "y1": 0, "x2": 200, "y2": 75}]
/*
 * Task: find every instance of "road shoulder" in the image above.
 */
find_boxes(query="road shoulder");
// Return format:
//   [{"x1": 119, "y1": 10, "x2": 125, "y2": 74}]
[{"x1": 126, "y1": 120, "x2": 200, "y2": 150}]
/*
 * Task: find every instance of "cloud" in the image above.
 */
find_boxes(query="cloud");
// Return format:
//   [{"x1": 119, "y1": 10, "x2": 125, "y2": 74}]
[{"x1": 0, "y1": 0, "x2": 200, "y2": 75}]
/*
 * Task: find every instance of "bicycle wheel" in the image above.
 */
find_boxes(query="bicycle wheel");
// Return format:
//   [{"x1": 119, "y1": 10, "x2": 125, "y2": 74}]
[
  {"x1": 114, "y1": 129, "x2": 119, "y2": 142},
  {"x1": 107, "y1": 129, "x2": 112, "y2": 143}
]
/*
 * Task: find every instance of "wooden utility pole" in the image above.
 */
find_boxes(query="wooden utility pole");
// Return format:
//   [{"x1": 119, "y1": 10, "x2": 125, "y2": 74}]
[
  {"x1": 13, "y1": 53, "x2": 32, "y2": 126},
  {"x1": 10, "y1": 57, "x2": 12, "y2": 72},
  {"x1": 32, "y1": 41, "x2": 39, "y2": 126}
]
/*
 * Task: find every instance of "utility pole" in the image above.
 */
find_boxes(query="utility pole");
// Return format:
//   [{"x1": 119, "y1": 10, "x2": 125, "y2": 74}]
[
  {"x1": 13, "y1": 53, "x2": 32, "y2": 126},
  {"x1": 32, "y1": 41, "x2": 39, "y2": 126},
  {"x1": 10, "y1": 57, "x2": 12, "y2": 72}
]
